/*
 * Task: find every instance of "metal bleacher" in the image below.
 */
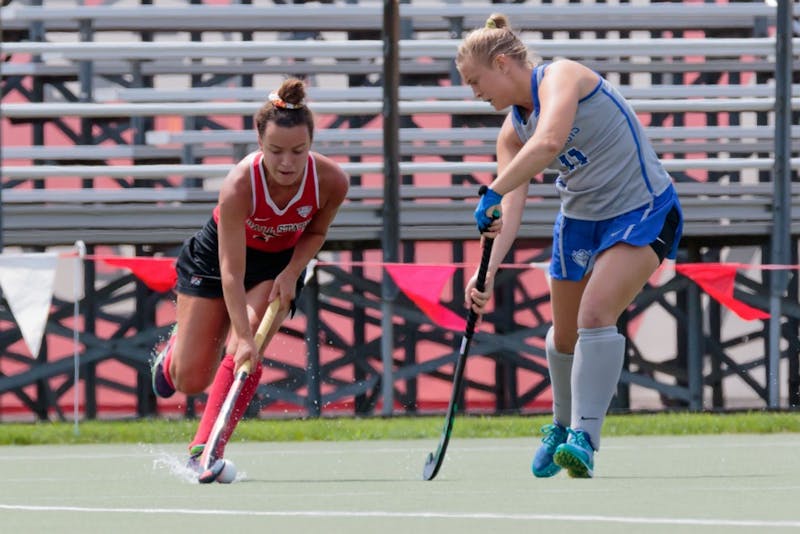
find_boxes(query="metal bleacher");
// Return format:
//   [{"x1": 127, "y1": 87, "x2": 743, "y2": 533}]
[{"x1": 1, "y1": 0, "x2": 799, "y2": 421}]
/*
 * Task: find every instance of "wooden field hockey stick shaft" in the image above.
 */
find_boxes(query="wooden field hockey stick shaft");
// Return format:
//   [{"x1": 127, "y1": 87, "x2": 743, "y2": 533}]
[
  {"x1": 252, "y1": 298, "x2": 282, "y2": 360},
  {"x1": 200, "y1": 299, "x2": 282, "y2": 470}
]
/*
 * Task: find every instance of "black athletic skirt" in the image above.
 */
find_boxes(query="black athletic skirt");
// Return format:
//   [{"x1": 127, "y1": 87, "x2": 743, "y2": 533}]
[{"x1": 175, "y1": 218, "x2": 304, "y2": 308}]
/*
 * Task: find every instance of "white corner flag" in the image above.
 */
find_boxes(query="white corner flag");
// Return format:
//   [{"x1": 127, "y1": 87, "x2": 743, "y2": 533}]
[{"x1": 0, "y1": 252, "x2": 59, "y2": 358}]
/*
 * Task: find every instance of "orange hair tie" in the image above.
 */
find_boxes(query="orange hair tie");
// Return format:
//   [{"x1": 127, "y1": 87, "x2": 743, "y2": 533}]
[{"x1": 268, "y1": 92, "x2": 304, "y2": 110}]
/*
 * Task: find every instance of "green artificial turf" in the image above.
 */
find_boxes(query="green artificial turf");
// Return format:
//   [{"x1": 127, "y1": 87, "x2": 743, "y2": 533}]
[{"x1": 1, "y1": 411, "x2": 798, "y2": 446}]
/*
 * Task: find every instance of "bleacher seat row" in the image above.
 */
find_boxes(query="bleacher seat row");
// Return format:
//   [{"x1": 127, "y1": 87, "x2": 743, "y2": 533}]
[{"x1": 2, "y1": 2, "x2": 799, "y2": 253}]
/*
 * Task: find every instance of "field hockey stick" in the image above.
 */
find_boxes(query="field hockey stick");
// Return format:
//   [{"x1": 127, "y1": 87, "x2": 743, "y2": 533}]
[
  {"x1": 422, "y1": 234, "x2": 494, "y2": 481},
  {"x1": 198, "y1": 298, "x2": 281, "y2": 484}
]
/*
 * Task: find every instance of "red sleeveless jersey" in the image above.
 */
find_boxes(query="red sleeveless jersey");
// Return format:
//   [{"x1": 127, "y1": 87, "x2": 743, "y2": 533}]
[{"x1": 213, "y1": 151, "x2": 320, "y2": 252}]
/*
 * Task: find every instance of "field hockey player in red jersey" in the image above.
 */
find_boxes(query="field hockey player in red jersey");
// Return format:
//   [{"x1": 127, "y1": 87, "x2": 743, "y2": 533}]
[{"x1": 150, "y1": 78, "x2": 349, "y2": 474}]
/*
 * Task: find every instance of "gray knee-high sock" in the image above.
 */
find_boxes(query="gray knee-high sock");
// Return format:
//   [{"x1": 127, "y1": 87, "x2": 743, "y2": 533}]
[
  {"x1": 545, "y1": 326, "x2": 573, "y2": 427},
  {"x1": 571, "y1": 326, "x2": 625, "y2": 451}
]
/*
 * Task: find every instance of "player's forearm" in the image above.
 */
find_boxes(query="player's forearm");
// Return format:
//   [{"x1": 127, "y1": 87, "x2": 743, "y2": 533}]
[
  {"x1": 491, "y1": 141, "x2": 559, "y2": 196},
  {"x1": 218, "y1": 235, "x2": 253, "y2": 341},
  {"x1": 487, "y1": 189, "x2": 526, "y2": 276},
  {"x1": 287, "y1": 232, "x2": 327, "y2": 278},
  {"x1": 221, "y1": 274, "x2": 252, "y2": 341}
]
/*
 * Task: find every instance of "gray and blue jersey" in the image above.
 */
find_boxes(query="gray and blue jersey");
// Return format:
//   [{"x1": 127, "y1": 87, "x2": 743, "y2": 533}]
[{"x1": 511, "y1": 63, "x2": 673, "y2": 221}]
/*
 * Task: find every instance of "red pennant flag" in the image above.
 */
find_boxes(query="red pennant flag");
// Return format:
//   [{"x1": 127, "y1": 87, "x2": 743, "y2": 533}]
[
  {"x1": 385, "y1": 264, "x2": 467, "y2": 331},
  {"x1": 676, "y1": 263, "x2": 769, "y2": 321},
  {"x1": 100, "y1": 256, "x2": 177, "y2": 293}
]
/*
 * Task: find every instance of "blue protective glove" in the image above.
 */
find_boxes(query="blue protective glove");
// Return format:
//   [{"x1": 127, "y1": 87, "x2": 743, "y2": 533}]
[{"x1": 474, "y1": 185, "x2": 503, "y2": 233}]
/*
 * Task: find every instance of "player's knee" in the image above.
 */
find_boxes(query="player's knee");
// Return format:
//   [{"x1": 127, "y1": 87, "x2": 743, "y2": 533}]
[
  {"x1": 548, "y1": 326, "x2": 577, "y2": 355},
  {"x1": 171, "y1": 364, "x2": 211, "y2": 395},
  {"x1": 577, "y1": 308, "x2": 617, "y2": 330}
]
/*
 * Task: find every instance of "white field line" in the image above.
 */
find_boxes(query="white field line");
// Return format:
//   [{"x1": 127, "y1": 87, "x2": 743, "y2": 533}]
[{"x1": 1, "y1": 504, "x2": 800, "y2": 529}]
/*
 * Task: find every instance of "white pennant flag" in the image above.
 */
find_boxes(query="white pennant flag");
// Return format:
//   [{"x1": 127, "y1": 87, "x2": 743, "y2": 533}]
[{"x1": 0, "y1": 252, "x2": 59, "y2": 357}]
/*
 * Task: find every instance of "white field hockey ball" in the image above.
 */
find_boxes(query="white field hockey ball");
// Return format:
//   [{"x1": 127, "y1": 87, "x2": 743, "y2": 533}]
[{"x1": 216, "y1": 459, "x2": 237, "y2": 484}]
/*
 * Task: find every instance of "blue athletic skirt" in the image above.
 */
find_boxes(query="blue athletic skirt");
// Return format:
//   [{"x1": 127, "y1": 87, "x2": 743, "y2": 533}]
[{"x1": 550, "y1": 185, "x2": 683, "y2": 281}]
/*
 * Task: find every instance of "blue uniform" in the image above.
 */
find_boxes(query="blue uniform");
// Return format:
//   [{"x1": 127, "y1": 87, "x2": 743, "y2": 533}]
[{"x1": 510, "y1": 63, "x2": 683, "y2": 281}]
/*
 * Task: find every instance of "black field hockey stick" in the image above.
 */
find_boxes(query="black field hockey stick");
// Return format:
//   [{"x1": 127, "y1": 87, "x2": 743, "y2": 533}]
[
  {"x1": 198, "y1": 298, "x2": 281, "y2": 484},
  {"x1": 422, "y1": 234, "x2": 495, "y2": 481}
]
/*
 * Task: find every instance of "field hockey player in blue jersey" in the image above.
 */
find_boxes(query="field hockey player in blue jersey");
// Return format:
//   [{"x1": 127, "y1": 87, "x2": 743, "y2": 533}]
[{"x1": 458, "y1": 14, "x2": 683, "y2": 478}]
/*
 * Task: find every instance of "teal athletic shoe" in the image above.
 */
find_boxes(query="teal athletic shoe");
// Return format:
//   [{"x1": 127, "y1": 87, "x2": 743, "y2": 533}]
[
  {"x1": 554, "y1": 429, "x2": 595, "y2": 478},
  {"x1": 186, "y1": 444, "x2": 205, "y2": 474},
  {"x1": 150, "y1": 325, "x2": 177, "y2": 398},
  {"x1": 531, "y1": 423, "x2": 568, "y2": 478}
]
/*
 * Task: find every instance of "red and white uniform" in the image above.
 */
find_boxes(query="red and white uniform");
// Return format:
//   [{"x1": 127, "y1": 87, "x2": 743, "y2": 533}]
[{"x1": 213, "y1": 151, "x2": 320, "y2": 252}]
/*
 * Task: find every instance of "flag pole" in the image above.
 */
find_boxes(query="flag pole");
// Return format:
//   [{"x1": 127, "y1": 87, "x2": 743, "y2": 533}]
[{"x1": 73, "y1": 241, "x2": 86, "y2": 436}]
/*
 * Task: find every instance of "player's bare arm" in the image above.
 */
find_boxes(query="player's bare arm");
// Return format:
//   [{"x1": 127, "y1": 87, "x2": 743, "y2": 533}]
[
  {"x1": 466, "y1": 116, "x2": 526, "y2": 313},
  {"x1": 269, "y1": 155, "x2": 349, "y2": 306},
  {"x1": 217, "y1": 161, "x2": 257, "y2": 345},
  {"x1": 490, "y1": 61, "x2": 583, "y2": 196}
]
